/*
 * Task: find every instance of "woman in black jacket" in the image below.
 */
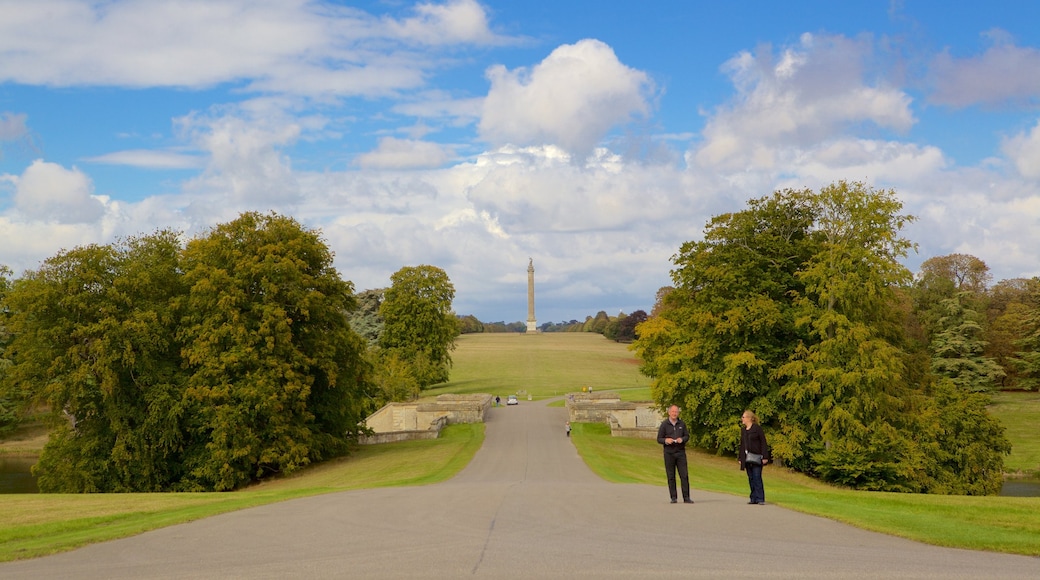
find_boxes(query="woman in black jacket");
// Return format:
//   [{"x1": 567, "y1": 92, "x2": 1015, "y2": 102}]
[{"x1": 739, "y1": 410, "x2": 770, "y2": 505}]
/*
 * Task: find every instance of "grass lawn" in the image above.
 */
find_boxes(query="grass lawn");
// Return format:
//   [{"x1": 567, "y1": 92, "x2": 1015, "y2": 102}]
[
  {"x1": 572, "y1": 422, "x2": 1040, "y2": 556},
  {"x1": 989, "y1": 390, "x2": 1040, "y2": 477},
  {"x1": 2, "y1": 333, "x2": 1039, "y2": 560},
  {"x1": 427, "y1": 332, "x2": 651, "y2": 401}
]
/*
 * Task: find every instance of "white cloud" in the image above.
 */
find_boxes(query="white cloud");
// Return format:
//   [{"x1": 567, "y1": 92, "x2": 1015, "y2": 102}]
[
  {"x1": 0, "y1": 0, "x2": 512, "y2": 96},
  {"x1": 479, "y1": 39, "x2": 653, "y2": 157},
  {"x1": 85, "y1": 149, "x2": 205, "y2": 169},
  {"x1": 1002, "y1": 119, "x2": 1040, "y2": 180},
  {"x1": 10, "y1": 160, "x2": 106, "y2": 224},
  {"x1": 931, "y1": 33, "x2": 1040, "y2": 108},
  {"x1": 355, "y1": 137, "x2": 455, "y2": 169},
  {"x1": 383, "y1": 0, "x2": 501, "y2": 46},
  {"x1": 176, "y1": 103, "x2": 306, "y2": 205},
  {"x1": 695, "y1": 33, "x2": 915, "y2": 171}
]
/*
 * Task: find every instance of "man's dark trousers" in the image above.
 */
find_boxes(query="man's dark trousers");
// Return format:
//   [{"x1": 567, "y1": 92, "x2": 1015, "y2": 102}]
[{"x1": 664, "y1": 449, "x2": 690, "y2": 501}]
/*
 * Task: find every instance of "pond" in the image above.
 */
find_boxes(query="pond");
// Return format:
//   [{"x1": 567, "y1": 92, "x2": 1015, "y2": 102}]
[
  {"x1": 0, "y1": 456, "x2": 39, "y2": 493},
  {"x1": 1000, "y1": 478, "x2": 1040, "y2": 497}
]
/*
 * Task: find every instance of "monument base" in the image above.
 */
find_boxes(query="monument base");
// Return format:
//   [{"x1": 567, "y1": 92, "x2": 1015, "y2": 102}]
[{"x1": 526, "y1": 321, "x2": 538, "y2": 333}]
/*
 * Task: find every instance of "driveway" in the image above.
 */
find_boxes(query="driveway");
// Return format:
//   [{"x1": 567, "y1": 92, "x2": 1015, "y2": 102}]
[{"x1": 2, "y1": 400, "x2": 1039, "y2": 578}]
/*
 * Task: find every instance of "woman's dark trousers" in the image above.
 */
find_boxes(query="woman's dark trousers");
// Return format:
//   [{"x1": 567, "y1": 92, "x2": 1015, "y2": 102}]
[{"x1": 746, "y1": 462, "x2": 765, "y2": 504}]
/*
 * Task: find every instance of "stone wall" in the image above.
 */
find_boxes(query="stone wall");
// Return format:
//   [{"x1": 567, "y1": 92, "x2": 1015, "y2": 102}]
[
  {"x1": 360, "y1": 394, "x2": 492, "y2": 445},
  {"x1": 566, "y1": 392, "x2": 663, "y2": 439}
]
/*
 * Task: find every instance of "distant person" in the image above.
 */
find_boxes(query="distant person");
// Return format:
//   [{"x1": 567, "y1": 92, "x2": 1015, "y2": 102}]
[
  {"x1": 565, "y1": 421, "x2": 571, "y2": 437},
  {"x1": 657, "y1": 405, "x2": 693, "y2": 504},
  {"x1": 739, "y1": 410, "x2": 771, "y2": 505},
  {"x1": 495, "y1": 396, "x2": 500, "y2": 407}
]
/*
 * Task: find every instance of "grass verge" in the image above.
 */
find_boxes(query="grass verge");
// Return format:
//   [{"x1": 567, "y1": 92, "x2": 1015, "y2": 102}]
[
  {"x1": 572, "y1": 422, "x2": 1040, "y2": 556},
  {"x1": 0, "y1": 423, "x2": 483, "y2": 562}
]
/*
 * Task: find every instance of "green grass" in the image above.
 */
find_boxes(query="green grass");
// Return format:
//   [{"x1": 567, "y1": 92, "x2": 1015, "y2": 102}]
[
  {"x1": 3, "y1": 333, "x2": 1040, "y2": 560},
  {"x1": 572, "y1": 422, "x2": 1040, "y2": 556},
  {"x1": 989, "y1": 390, "x2": 1040, "y2": 476},
  {"x1": 0, "y1": 423, "x2": 482, "y2": 562},
  {"x1": 428, "y1": 333, "x2": 650, "y2": 401}
]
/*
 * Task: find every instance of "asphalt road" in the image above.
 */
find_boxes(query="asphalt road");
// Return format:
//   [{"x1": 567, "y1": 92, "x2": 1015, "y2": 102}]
[{"x1": 2, "y1": 400, "x2": 1039, "y2": 579}]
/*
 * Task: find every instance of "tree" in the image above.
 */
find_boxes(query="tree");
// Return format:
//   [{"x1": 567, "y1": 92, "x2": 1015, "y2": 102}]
[
  {"x1": 347, "y1": 288, "x2": 385, "y2": 345},
  {"x1": 614, "y1": 310, "x2": 648, "y2": 342},
  {"x1": 1010, "y1": 278, "x2": 1040, "y2": 391},
  {"x1": 457, "y1": 314, "x2": 484, "y2": 334},
  {"x1": 379, "y1": 265, "x2": 459, "y2": 388},
  {"x1": 0, "y1": 265, "x2": 17, "y2": 435},
  {"x1": 4, "y1": 232, "x2": 189, "y2": 492},
  {"x1": 929, "y1": 294, "x2": 1004, "y2": 392},
  {"x1": 177, "y1": 212, "x2": 372, "y2": 490},
  {"x1": 985, "y1": 278, "x2": 1039, "y2": 389},
  {"x1": 634, "y1": 182, "x2": 1010, "y2": 494}
]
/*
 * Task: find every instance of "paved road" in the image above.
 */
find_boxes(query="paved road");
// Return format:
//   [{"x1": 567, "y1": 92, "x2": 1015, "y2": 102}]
[{"x1": 3, "y1": 400, "x2": 1039, "y2": 579}]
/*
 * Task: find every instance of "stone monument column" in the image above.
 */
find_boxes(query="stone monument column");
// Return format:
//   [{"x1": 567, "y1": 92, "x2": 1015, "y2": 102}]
[{"x1": 526, "y1": 258, "x2": 537, "y2": 333}]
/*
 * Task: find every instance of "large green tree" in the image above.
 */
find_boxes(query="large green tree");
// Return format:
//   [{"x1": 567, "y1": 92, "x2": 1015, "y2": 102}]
[
  {"x1": 634, "y1": 182, "x2": 1009, "y2": 494},
  {"x1": 177, "y1": 212, "x2": 371, "y2": 490},
  {"x1": 379, "y1": 265, "x2": 459, "y2": 387},
  {"x1": 928, "y1": 293, "x2": 1004, "y2": 392},
  {"x1": 4, "y1": 232, "x2": 188, "y2": 491},
  {"x1": 3, "y1": 213, "x2": 373, "y2": 492},
  {"x1": 0, "y1": 265, "x2": 18, "y2": 435}
]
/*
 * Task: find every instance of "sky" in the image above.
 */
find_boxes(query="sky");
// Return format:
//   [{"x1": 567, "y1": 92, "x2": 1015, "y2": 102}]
[{"x1": 2, "y1": 0, "x2": 1040, "y2": 324}]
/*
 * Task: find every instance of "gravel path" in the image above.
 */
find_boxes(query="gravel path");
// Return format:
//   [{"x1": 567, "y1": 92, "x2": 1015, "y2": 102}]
[{"x1": 2, "y1": 400, "x2": 1038, "y2": 579}]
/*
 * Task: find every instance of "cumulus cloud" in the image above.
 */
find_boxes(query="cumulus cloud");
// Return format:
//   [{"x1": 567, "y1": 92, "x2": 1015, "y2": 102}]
[
  {"x1": 355, "y1": 137, "x2": 455, "y2": 169},
  {"x1": 694, "y1": 33, "x2": 915, "y2": 171},
  {"x1": 9, "y1": 160, "x2": 106, "y2": 223},
  {"x1": 1002, "y1": 119, "x2": 1040, "y2": 180},
  {"x1": 479, "y1": 39, "x2": 653, "y2": 157},
  {"x1": 382, "y1": 0, "x2": 501, "y2": 46},
  {"x1": 0, "y1": 0, "x2": 512, "y2": 96},
  {"x1": 931, "y1": 32, "x2": 1040, "y2": 108},
  {"x1": 176, "y1": 103, "x2": 307, "y2": 205}
]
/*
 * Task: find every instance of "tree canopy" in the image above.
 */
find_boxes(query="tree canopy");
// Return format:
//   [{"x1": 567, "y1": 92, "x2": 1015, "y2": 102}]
[
  {"x1": 379, "y1": 265, "x2": 459, "y2": 388},
  {"x1": 633, "y1": 182, "x2": 1010, "y2": 494},
  {"x1": 1, "y1": 213, "x2": 374, "y2": 492}
]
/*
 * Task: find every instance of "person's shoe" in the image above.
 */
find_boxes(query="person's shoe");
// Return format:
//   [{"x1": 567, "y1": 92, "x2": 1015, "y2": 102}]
[
  {"x1": 670, "y1": 498, "x2": 677, "y2": 504},
  {"x1": 747, "y1": 501, "x2": 757, "y2": 504},
  {"x1": 683, "y1": 499, "x2": 695, "y2": 504}
]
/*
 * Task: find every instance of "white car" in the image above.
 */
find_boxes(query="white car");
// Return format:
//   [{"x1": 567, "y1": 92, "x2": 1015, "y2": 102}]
[{"x1": 506, "y1": 395, "x2": 519, "y2": 405}]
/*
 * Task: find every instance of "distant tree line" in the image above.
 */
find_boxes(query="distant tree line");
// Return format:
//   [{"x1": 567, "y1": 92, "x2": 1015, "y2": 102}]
[
  {"x1": 456, "y1": 311, "x2": 649, "y2": 343},
  {"x1": 0, "y1": 213, "x2": 459, "y2": 492},
  {"x1": 633, "y1": 182, "x2": 1037, "y2": 495}
]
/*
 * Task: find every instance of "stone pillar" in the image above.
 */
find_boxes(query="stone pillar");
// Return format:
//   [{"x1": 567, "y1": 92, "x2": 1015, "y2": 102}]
[{"x1": 526, "y1": 258, "x2": 537, "y2": 332}]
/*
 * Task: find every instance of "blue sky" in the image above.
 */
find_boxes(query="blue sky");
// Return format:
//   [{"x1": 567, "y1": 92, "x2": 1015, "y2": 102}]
[{"x1": 3, "y1": 1, "x2": 1040, "y2": 324}]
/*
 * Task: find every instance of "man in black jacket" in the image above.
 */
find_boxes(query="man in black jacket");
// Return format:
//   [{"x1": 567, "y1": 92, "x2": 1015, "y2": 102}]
[{"x1": 657, "y1": 405, "x2": 693, "y2": 504}]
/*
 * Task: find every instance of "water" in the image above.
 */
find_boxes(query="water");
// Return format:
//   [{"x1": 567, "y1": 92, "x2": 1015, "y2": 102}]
[
  {"x1": 0, "y1": 456, "x2": 39, "y2": 493},
  {"x1": 1000, "y1": 478, "x2": 1040, "y2": 497}
]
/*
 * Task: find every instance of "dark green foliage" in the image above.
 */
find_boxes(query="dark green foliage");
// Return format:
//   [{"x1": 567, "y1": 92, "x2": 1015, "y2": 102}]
[
  {"x1": 634, "y1": 182, "x2": 1011, "y2": 494},
  {"x1": 5, "y1": 233, "x2": 189, "y2": 491},
  {"x1": 348, "y1": 289, "x2": 385, "y2": 345},
  {"x1": 0, "y1": 265, "x2": 15, "y2": 435},
  {"x1": 929, "y1": 294, "x2": 1004, "y2": 392},
  {"x1": 2, "y1": 214, "x2": 373, "y2": 492},
  {"x1": 457, "y1": 314, "x2": 484, "y2": 334},
  {"x1": 615, "y1": 310, "x2": 647, "y2": 342},
  {"x1": 1011, "y1": 298, "x2": 1040, "y2": 391}
]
